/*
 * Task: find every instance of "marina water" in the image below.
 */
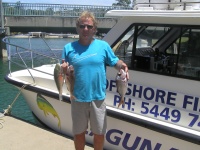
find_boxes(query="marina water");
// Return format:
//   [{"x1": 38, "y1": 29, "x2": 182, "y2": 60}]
[{"x1": 0, "y1": 37, "x2": 76, "y2": 127}]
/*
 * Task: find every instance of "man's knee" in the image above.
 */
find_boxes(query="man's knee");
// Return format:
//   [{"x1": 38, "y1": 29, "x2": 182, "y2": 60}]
[{"x1": 74, "y1": 131, "x2": 86, "y2": 138}]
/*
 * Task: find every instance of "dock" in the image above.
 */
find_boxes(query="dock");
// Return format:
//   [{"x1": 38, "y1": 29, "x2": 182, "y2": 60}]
[{"x1": 0, "y1": 115, "x2": 93, "y2": 150}]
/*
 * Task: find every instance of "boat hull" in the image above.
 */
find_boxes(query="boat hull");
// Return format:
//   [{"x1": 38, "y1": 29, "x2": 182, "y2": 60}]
[
  {"x1": 4, "y1": 63, "x2": 199, "y2": 149},
  {"x1": 20, "y1": 87, "x2": 199, "y2": 150}
]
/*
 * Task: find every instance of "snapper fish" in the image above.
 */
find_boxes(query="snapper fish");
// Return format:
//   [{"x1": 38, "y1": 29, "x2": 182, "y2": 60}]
[
  {"x1": 65, "y1": 65, "x2": 76, "y2": 101},
  {"x1": 54, "y1": 63, "x2": 76, "y2": 101},
  {"x1": 116, "y1": 69, "x2": 128, "y2": 108},
  {"x1": 54, "y1": 63, "x2": 65, "y2": 101}
]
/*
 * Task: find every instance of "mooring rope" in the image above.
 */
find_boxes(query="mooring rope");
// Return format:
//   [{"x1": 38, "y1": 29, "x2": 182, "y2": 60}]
[
  {"x1": 3, "y1": 84, "x2": 30, "y2": 116},
  {"x1": 0, "y1": 83, "x2": 32, "y2": 129}
]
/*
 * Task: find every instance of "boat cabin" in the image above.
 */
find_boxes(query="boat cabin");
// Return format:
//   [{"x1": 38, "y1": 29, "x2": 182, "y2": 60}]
[
  {"x1": 105, "y1": 10, "x2": 200, "y2": 80},
  {"x1": 103, "y1": 10, "x2": 200, "y2": 147}
]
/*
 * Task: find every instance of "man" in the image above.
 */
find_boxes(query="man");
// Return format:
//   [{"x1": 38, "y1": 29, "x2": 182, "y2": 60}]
[{"x1": 61, "y1": 11, "x2": 128, "y2": 150}]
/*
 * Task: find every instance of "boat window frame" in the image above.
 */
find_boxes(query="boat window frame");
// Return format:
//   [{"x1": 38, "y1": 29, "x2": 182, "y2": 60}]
[{"x1": 111, "y1": 23, "x2": 200, "y2": 81}]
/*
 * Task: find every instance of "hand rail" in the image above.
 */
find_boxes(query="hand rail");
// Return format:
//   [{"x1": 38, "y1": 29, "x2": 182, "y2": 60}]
[
  {"x1": 2, "y1": 35, "x2": 60, "y2": 83},
  {"x1": 134, "y1": 1, "x2": 200, "y2": 10},
  {"x1": 2, "y1": 2, "x2": 132, "y2": 17}
]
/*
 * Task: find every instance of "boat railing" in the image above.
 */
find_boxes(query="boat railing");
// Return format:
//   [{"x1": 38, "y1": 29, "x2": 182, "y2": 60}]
[
  {"x1": 2, "y1": 35, "x2": 61, "y2": 83},
  {"x1": 134, "y1": 1, "x2": 200, "y2": 10}
]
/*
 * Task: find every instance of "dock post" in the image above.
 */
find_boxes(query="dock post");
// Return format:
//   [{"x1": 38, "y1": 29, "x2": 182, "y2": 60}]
[
  {"x1": 0, "y1": 32, "x2": 7, "y2": 58},
  {"x1": 0, "y1": 0, "x2": 7, "y2": 58}
]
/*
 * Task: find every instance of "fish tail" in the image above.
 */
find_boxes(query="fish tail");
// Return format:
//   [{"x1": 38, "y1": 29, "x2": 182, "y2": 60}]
[
  {"x1": 59, "y1": 94, "x2": 63, "y2": 101},
  {"x1": 58, "y1": 118, "x2": 61, "y2": 129},
  {"x1": 53, "y1": 114, "x2": 61, "y2": 129},
  {"x1": 117, "y1": 97, "x2": 125, "y2": 108},
  {"x1": 58, "y1": 121, "x2": 61, "y2": 129},
  {"x1": 70, "y1": 95, "x2": 76, "y2": 101}
]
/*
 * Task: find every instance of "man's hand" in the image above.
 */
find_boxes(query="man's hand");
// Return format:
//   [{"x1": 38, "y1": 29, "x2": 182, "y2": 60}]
[
  {"x1": 115, "y1": 60, "x2": 129, "y2": 80},
  {"x1": 61, "y1": 60, "x2": 69, "y2": 74}
]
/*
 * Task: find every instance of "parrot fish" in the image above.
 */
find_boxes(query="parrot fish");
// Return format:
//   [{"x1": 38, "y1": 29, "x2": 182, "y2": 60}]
[{"x1": 116, "y1": 69, "x2": 128, "y2": 108}]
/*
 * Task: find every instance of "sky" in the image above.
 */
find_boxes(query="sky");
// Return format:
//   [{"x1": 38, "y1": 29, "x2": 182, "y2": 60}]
[{"x1": 2, "y1": 0, "x2": 117, "y2": 6}]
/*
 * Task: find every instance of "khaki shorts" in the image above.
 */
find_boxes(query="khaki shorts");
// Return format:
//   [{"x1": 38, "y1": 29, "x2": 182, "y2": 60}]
[{"x1": 71, "y1": 100, "x2": 107, "y2": 135}]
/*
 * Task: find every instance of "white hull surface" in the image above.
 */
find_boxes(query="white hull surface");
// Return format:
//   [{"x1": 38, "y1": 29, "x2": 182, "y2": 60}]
[{"x1": 5, "y1": 64, "x2": 199, "y2": 150}]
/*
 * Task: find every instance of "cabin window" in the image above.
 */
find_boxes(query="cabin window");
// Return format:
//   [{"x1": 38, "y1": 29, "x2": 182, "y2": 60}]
[
  {"x1": 132, "y1": 25, "x2": 176, "y2": 73},
  {"x1": 113, "y1": 24, "x2": 200, "y2": 80},
  {"x1": 177, "y1": 28, "x2": 200, "y2": 77},
  {"x1": 113, "y1": 26, "x2": 135, "y2": 68}
]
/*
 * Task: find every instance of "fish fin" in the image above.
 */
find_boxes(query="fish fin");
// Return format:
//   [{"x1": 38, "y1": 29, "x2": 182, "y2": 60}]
[{"x1": 43, "y1": 110, "x2": 49, "y2": 116}]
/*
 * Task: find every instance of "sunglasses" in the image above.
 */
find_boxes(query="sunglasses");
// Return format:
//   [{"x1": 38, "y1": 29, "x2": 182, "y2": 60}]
[{"x1": 79, "y1": 24, "x2": 94, "y2": 29}]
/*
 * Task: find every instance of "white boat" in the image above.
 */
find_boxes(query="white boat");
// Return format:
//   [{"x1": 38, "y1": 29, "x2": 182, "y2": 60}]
[{"x1": 4, "y1": 2, "x2": 200, "y2": 150}]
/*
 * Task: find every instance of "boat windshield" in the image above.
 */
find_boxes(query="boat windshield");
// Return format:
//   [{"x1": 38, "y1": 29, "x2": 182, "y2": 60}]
[{"x1": 113, "y1": 24, "x2": 200, "y2": 80}]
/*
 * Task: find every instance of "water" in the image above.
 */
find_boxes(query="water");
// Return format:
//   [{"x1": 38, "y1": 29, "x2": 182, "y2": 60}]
[
  {"x1": 0, "y1": 37, "x2": 75, "y2": 126},
  {"x1": 0, "y1": 57, "x2": 41, "y2": 125}
]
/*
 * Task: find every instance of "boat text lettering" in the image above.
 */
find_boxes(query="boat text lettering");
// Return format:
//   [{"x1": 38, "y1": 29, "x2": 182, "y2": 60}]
[{"x1": 106, "y1": 79, "x2": 200, "y2": 130}]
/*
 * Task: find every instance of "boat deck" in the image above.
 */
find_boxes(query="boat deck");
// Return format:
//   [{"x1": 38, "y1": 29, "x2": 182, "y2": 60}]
[{"x1": 0, "y1": 115, "x2": 93, "y2": 150}]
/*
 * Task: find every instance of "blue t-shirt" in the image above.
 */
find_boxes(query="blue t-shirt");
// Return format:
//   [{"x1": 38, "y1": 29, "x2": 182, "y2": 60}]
[{"x1": 62, "y1": 39, "x2": 119, "y2": 102}]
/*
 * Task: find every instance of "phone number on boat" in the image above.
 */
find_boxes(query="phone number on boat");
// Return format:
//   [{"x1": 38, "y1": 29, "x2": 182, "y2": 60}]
[
  {"x1": 114, "y1": 96, "x2": 200, "y2": 128},
  {"x1": 107, "y1": 79, "x2": 200, "y2": 131}
]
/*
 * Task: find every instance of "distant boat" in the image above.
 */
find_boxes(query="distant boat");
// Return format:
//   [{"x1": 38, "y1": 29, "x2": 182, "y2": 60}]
[{"x1": 28, "y1": 32, "x2": 46, "y2": 38}]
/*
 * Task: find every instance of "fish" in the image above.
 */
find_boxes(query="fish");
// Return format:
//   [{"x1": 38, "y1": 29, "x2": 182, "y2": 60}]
[
  {"x1": 116, "y1": 69, "x2": 128, "y2": 108},
  {"x1": 54, "y1": 62, "x2": 76, "y2": 101},
  {"x1": 37, "y1": 94, "x2": 61, "y2": 129},
  {"x1": 54, "y1": 63, "x2": 65, "y2": 101},
  {"x1": 65, "y1": 65, "x2": 76, "y2": 101}
]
